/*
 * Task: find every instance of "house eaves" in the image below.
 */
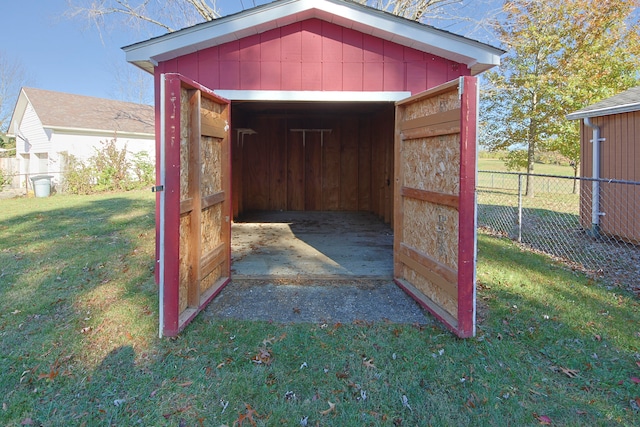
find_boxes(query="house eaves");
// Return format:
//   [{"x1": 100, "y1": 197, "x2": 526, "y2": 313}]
[
  {"x1": 567, "y1": 86, "x2": 640, "y2": 120},
  {"x1": 123, "y1": 0, "x2": 503, "y2": 76},
  {"x1": 10, "y1": 87, "x2": 155, "y2": 135},
  {"x1": 45, "y1": 125, "x2": 154, "y2": 139}
]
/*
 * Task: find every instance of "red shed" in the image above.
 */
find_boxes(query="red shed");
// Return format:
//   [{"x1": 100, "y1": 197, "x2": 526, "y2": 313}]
[
  {"x1": 124, "y1": 0, "x2": 502, "y2": 337},
  {"x1": 567, "y1": 86, "x2": 640, "y2": 243}
]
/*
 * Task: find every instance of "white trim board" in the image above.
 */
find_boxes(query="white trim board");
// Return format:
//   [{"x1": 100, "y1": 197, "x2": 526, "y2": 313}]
[{"x1": 213, "y1": 90, "x2": 411, "y2": 102}]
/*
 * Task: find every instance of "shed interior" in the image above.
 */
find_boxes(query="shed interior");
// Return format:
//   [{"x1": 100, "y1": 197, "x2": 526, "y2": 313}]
[
  {"x1": 229, "y1": 101, "x2": 396, "y2": 277},
  {"x1": 231, "y1": 101, "x2": 395, "y2": 223}
]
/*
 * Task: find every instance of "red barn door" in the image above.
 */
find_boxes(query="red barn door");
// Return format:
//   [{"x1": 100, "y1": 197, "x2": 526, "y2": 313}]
[
  {"x1": 394, "y1": 77, "x2": 478, "y2": 338},
  {"x1": 158, "y1": 73, "x2": 232, "y2": 337}
]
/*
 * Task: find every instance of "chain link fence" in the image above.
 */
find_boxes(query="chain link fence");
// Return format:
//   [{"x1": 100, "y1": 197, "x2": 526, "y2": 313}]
[{"x1": 478, "y1": 171, "x2": 640, "y2": 287}]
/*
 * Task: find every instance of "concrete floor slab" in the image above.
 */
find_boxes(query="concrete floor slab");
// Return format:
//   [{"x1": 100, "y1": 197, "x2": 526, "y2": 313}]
[
  {"x1": 214, "y1": 211, "x2": 432, "y2": 324},
  {"x1": 231, "y1": 211, "x2": 394, "y2": 278}
]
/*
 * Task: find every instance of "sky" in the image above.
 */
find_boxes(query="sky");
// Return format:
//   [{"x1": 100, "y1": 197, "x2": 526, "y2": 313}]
[
  {"x1": 0, "y1": 0, "x2": 499, "y2": 107},
  {"x1": 0, "y1": 1, "x2": 263, "y2": 104}
]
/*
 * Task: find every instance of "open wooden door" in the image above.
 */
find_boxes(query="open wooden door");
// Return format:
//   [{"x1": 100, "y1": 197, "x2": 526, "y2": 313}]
[
  {"x1": 394, "y1": 77, "x2": 478, "y2": 338},
  {"x1": 158, "y1": 73, "x2": 232, "y2": 337}
]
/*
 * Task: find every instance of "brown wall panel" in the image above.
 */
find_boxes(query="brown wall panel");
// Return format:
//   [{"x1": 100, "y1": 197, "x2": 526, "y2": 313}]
[
  {"x1": 358, "y1": 116, "x2": 372, "y2": 211},
  {"x1": 232, "y1": 104, "x2": 394, "y2": 221},
  {"x1": 323, "y1": 127, "x2": 341, "y2": 210},
  {"x1": 269, "y1": 119, "x2": 287, "y2": 210},
  {"x1": 305, "y1": 132, "x2": 323, "y2": 210},
  {"x1": 579, "y1": 111, "x2": 640, "y2": 241},
  {"x1": 340, "y1": 118, "x2": 359, "y2": 210},
  {"x1": 287, "y1": 129, "x2": 305, "y2": 210}
]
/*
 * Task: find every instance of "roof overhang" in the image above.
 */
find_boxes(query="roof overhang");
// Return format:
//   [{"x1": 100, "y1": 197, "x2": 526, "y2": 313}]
[
  {"x1": 566, "y1": 102, "x2": 640, "y2": 121},
  {"x1": 7, "y1": 88, "x2": 29, "y2": 137},
  {"x1": 123, "y1": 0, "x2": 503, "y2": 76},
  {"x1": 44, "y1": 125, "x2": 155, "y2": 139}
]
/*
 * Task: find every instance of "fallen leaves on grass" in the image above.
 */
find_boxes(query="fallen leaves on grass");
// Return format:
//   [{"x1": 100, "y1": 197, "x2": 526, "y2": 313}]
[
  {"x1": 163, "y1": 405, "x2": 191, "y2": 419},
  {"x1": 363, "y1": 358, "x2": 376, "y2": 369},
  {"x1": 320, "y1": 401, "x2": 336, "y2": 416},
  {"x1": 534, "y1": 413, "x2": 552, "y2": 424},
  {"x1": 551, "y1": 366, "x2": 579, "y2": 378},
  {"x1": 37, "y1": 360, "x2": 66, "y2": 382},
  {"x1": 235, "y1": 403, "x2": 260, "y2": 426},
  {"x1": 251, "y1": 348, "x2": 272, "y2": 365},
  {"x1": 217, "y1": 357, "x2": 233, "y2": 369}
]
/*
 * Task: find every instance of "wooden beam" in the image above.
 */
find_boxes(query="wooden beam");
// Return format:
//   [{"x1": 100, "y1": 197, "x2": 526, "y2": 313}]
[
  {"x1": 397, "y1": 243, "x2": 458, "y2": 299},
  {"x1": 202, "y1": 191, "x2": 226, "y2": 210},
  {"x1": 188, "y1": 89, "x2": 202, "y2": 309},
  {"x1": 401, "y1": 186, "x2": 459, "y2": 209},
  {"x1": 180, "y1": 198, "x2": 194, "y2": 215},
  {"x1": 201, "y1": 110, "x2": 227, "y2": 139},
  {"x1": 400, "y1": 108, "x2": 460, "y2": 132},
  {"x1": 201, "y1": 242, "x2": 226, "y2": 279},
  {"x1": 395, "y1": 278, "x2": 458, "y2": 329}
]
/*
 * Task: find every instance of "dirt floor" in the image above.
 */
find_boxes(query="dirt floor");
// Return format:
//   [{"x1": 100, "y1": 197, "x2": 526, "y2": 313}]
[{"x1": 205, "y1": 211, "x2": 432, "y2": 324}]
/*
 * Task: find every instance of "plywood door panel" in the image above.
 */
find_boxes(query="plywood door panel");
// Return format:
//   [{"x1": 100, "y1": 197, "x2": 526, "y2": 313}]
[
  {"x1": 394, "y1": 77, "x2": 477, "y2": 338},
  {"x1": 160, "y1": 73, "x2": 231, "y2": 337}
]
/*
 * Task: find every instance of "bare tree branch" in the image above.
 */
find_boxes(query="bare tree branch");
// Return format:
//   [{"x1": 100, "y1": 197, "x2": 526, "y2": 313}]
[
  {"x1": 0, "y1": 52, "x2": 32, "y2": 132},
  {"x1": 65, "y1": 0, "x2": 220, "y2": 35}
]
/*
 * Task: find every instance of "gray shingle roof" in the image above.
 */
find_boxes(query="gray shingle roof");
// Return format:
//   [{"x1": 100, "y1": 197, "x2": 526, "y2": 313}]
[
  {"x1": 23, "y1": 87, "x2": 154, "y2": 134},
  {"x1": 567, "y1": 86, "x2": 640, "y2": 120}
]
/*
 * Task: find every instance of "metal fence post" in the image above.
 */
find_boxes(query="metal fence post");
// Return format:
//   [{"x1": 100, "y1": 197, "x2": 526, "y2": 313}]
[
  {"x1": 477, "y1": 170, "x2": 640, "y2": 283},
  {"x1": 517, "y1": 173, "x2": 523, "y2": 243}
]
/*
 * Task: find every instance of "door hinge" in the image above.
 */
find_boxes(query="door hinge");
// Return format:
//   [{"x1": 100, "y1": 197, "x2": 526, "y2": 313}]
[{"x1": 151, "y1": 185, "x2": 164, "y2": 193}]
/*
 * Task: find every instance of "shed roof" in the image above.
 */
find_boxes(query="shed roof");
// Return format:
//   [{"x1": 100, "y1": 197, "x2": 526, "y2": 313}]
[
  {"x1": 123, "y1": 0, "x2": 503, "y2": 76},
  {"x1": 8, "y1": 87, "x2": 154, "y2": 136},
  {"x1": 567, "y1": 86, "x2": 640, "y2": 120}
]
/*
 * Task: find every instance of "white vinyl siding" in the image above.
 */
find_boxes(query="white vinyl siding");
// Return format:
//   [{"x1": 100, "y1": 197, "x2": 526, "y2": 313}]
[{"x1": 17, "y1": 104, "x2": 51, "y2": 154}]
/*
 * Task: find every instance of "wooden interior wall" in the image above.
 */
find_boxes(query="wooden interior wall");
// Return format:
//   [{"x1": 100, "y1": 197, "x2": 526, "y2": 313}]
[
  {"x1": 579, "y1": 111, "x2": 640, "y2": 242},
  {"x1": 231, "y1": 106, "x2": 394, "y2": 222}
]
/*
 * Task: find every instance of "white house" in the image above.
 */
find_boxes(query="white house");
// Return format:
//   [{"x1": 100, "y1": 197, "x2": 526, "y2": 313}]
[{"x1": 7, "y1": 87, "x2": 155, "y2": 190}]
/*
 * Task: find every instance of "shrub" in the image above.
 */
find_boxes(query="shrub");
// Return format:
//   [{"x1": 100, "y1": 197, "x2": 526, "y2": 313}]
[
  {"x1": 92, "y1": 139, "x2": 132, "y2": 191},
  {"x1": 0, "y1": 169, "x2": 12, "y2": 188},
  {"x1": 62, "y1": 155, "x2": 96, "y2": 195},
  {"x1": 132, "y1": 151, "x2": 155, "y2": 187},
  {"x1": 62, "y1": 138, "x2": 154, "y2": 194}
]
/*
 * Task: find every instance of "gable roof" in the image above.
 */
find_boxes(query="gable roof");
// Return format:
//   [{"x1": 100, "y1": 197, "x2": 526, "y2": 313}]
[
  {"x1": 567, "y1": 86, "x2": 640, "y2": 120},
  {"x1": 123, "y1": 0, "x2": 503, "y2": 75},
  {"x1": 7, "y1": 87, "x2": 154, "y2": 136}
]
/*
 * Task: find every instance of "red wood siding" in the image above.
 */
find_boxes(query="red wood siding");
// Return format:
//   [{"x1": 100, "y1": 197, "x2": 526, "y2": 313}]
[
  {"x1": 158, "y1": 19, "x2": 469, "y2": 94},
  {"x1": 580, "y1": 111, "x2": 640, "y2": 242}
]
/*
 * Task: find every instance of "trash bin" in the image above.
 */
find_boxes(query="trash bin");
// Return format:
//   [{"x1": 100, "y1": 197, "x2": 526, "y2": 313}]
[{"x1": 30, "y1": 175, "x2": 53, "y2": 198}]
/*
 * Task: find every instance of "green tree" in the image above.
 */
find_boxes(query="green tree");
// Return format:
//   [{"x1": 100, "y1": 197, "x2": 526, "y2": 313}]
[{"x1": 482, "y1": 0, "x2": 640, "y2": 196}]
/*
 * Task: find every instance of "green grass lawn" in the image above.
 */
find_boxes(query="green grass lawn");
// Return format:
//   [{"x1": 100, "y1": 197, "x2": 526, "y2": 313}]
[
  {"x1": 479, "y1": 158, "x2": 575, "y2": 176},
  {"x1": 1, "y1": 191, "x2": 639, "y2": 426}
]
